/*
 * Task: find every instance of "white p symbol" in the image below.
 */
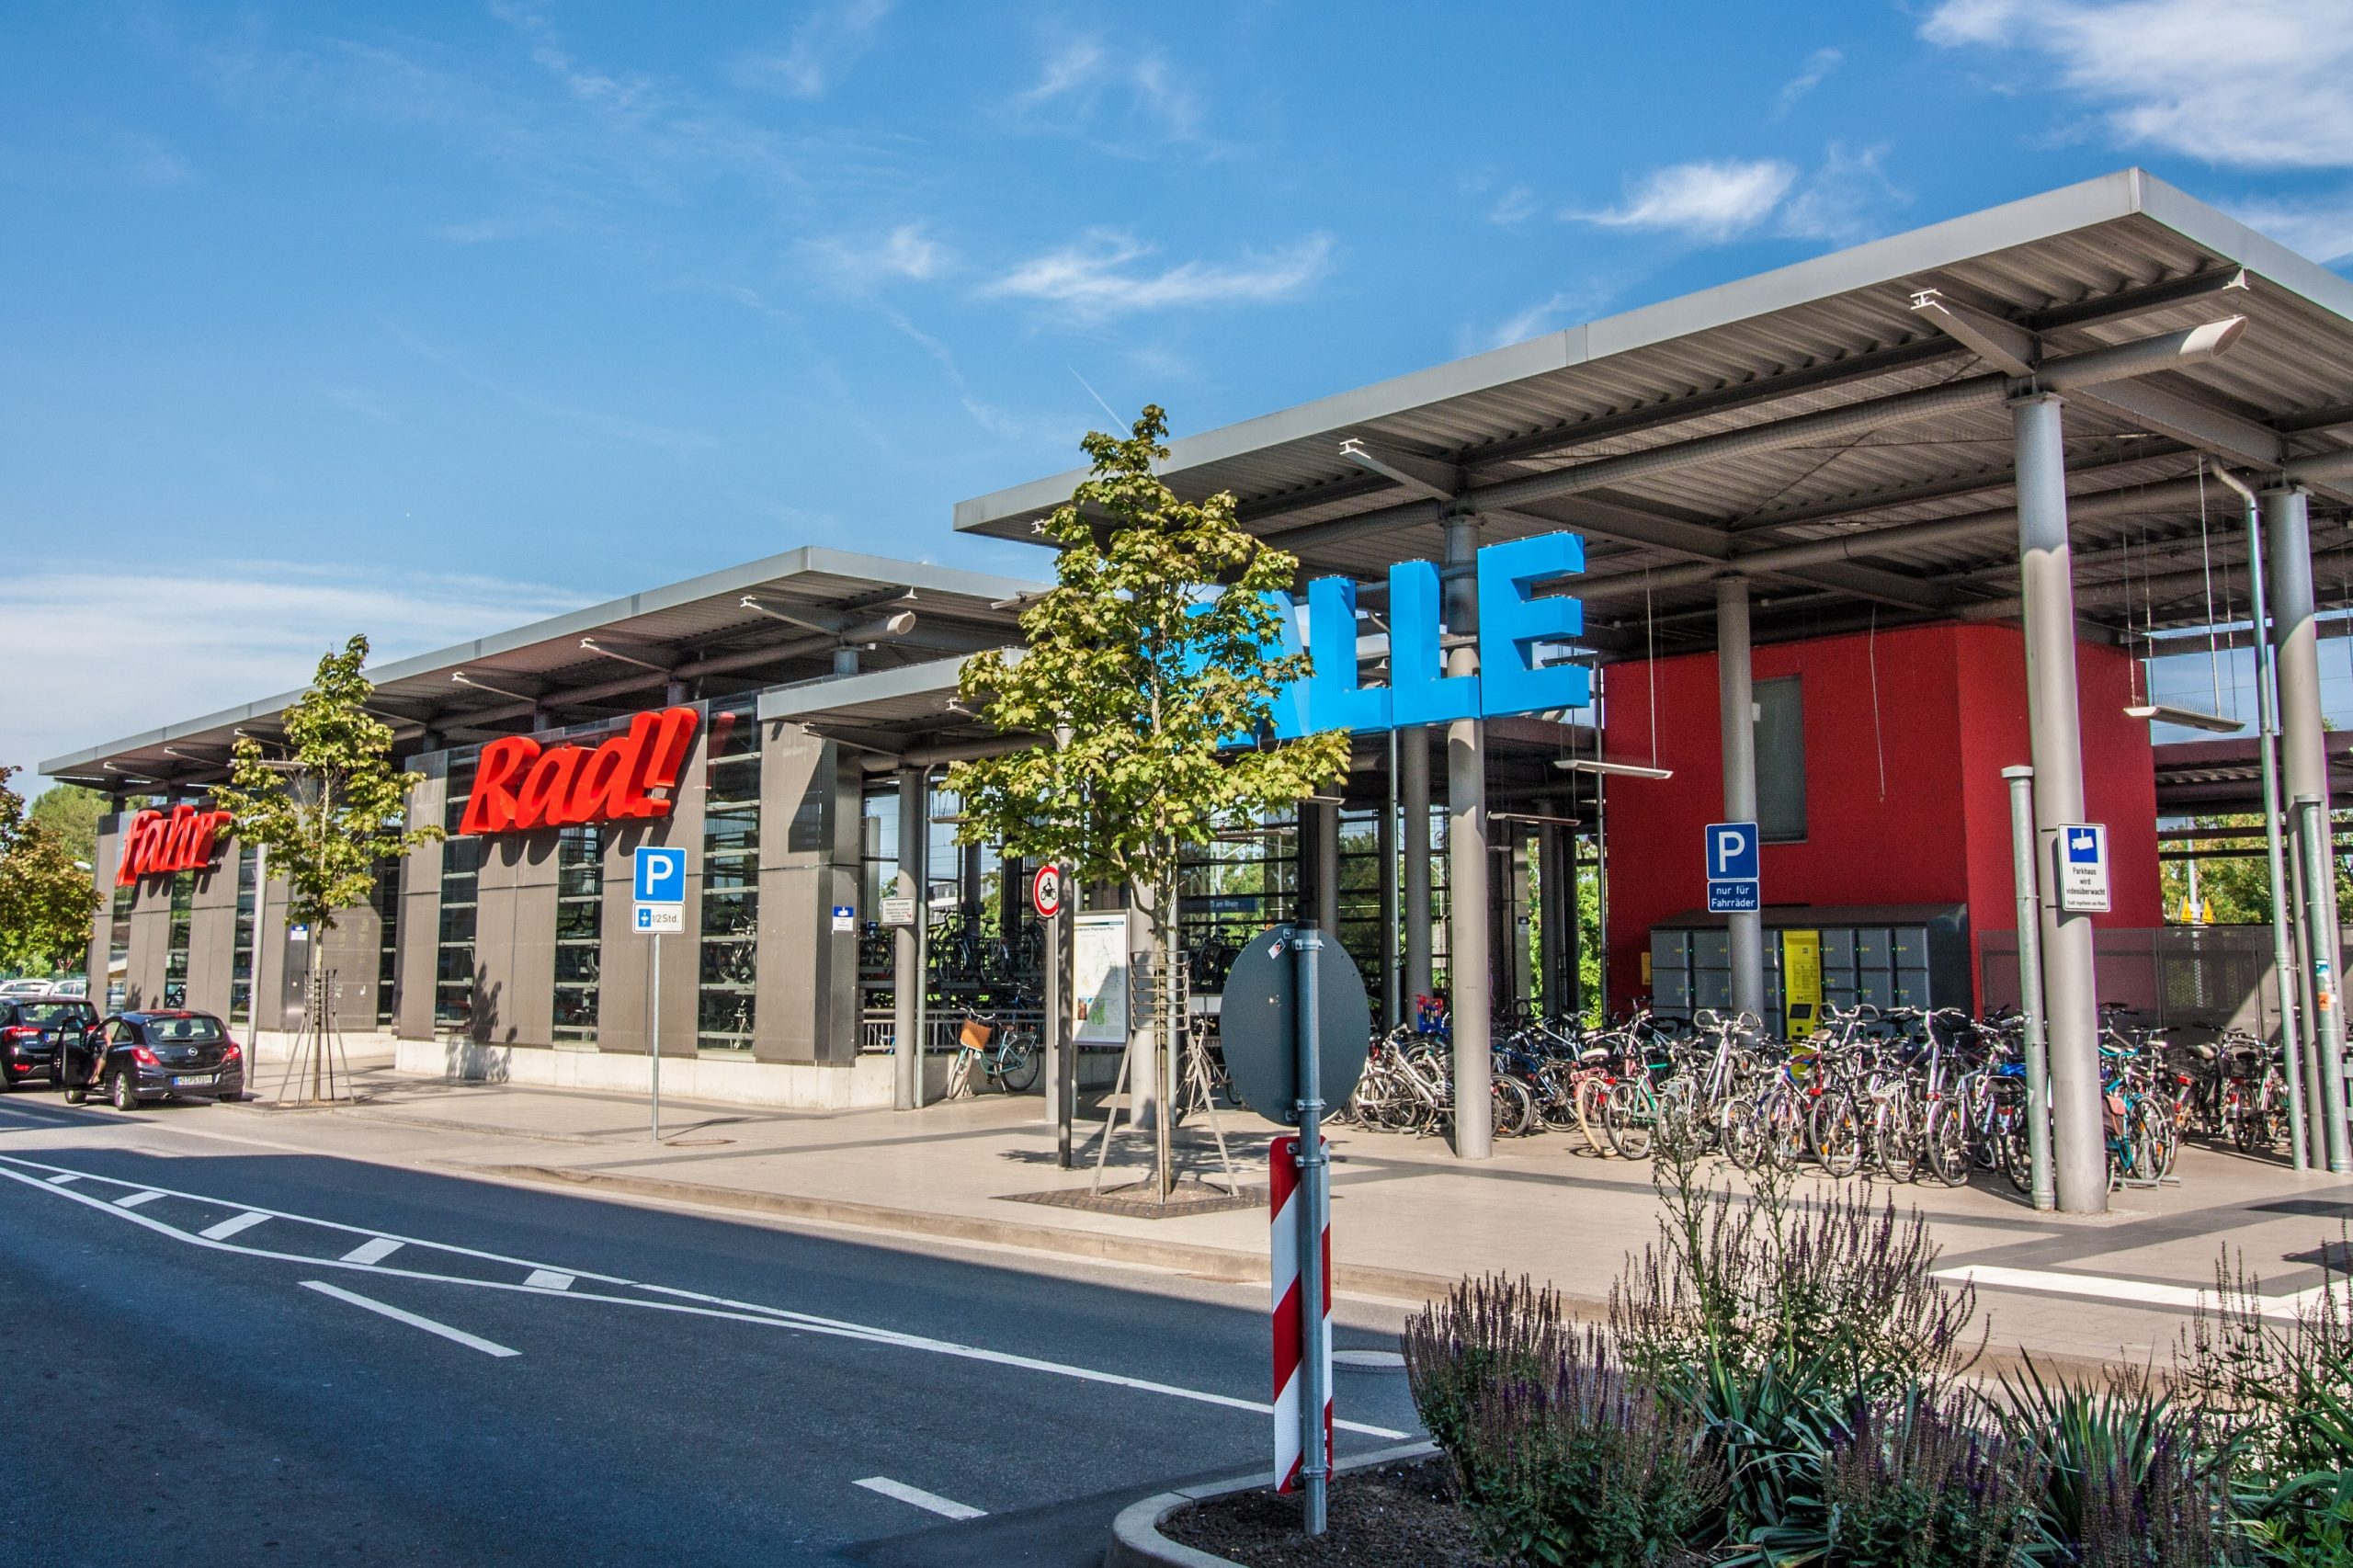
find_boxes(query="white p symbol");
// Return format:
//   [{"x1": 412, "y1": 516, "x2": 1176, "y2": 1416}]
[{"x1": 1716, "y1": 829, "x2": 1744, "y2": 868}]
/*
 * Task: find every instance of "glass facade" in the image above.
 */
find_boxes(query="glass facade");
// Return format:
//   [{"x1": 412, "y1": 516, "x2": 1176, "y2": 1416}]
[
  {"x1": 552, "y1": 824, "x2": 602, "y2": 1044},
  {"x1": 697, "y1": 700, "x2": 760, "y2": 1051},
  {"x1": 107, "y1": 881, "x2": 132, "y2": 1011},
  {"x1": 373, "y1": 859, "x2": 400, "y2": 1028},
  {"x1": 436, "y1": 756, "x2": 480, "y2": 1032},
  {"x1": 230, "y1": 846, "x2": 257, "y2": 1024},
  {"x1": 164, "y1": 868, "x2": 195, "y2": 1007}
]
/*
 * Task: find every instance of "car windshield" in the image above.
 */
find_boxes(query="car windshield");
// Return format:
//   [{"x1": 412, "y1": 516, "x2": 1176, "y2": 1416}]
[
  {"x1": 146, "y1": 1016, "x2": 225, "y2": 1044},
  {"x1": 20, "y1": 1004, "x2": 93, "y2": 1028}
]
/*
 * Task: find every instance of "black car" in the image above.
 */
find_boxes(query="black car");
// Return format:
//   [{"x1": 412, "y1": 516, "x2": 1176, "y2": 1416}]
[
  {"x1": 58, "y1": 1010, "x2": 245, "y2": 1110},
  {"x1": 0, "y1": 998, "x2": 98, "y2": 1088}
]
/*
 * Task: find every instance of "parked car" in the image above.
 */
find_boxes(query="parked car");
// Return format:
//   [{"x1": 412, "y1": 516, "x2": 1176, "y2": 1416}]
[
  {"x1": 0, "y1": 978, "x2": 54, "y2": 1000},
  {"x1": 46, "y1": 978, "x2": 88, "y2": 1000},
  {"x1": 58, "y1": 1010, "x2": 245, "y2": 1110},
  {"x1": 1, "y1": 998, "x2": 99, "y2": 1088}
]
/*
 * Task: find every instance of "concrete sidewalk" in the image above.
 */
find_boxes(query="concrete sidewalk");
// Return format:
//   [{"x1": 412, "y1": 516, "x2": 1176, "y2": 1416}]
[{"x1": 226, "y1": 1063, "x2": 2353, "y2": 1373}]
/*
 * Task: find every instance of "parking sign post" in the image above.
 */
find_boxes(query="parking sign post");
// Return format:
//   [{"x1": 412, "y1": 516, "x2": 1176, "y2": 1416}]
[{"x1": 632, "y1": 846, "x2": 688, "y2": 1142}]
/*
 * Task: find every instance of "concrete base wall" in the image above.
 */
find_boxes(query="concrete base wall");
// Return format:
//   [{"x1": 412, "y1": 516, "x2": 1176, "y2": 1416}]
[{"x1": 391, "y1": 1038, "x2": 1129, "y2": 1108}]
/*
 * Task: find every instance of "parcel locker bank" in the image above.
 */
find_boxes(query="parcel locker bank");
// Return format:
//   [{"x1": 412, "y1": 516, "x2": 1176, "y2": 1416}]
[{"x1": 1646, "y1": 904, "x2": 1972, "y2": 1037}]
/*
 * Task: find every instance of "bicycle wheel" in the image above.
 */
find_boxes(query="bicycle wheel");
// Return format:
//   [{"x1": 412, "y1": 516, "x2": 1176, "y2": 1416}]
[
  {"x1": 1719, "y1": 1098, "x2": 1764, "y2": 1171},
  {"x1": 1492, "y1": 1076, "x2": 1536, "y2": 1139},
  {"x1": 2002, "y1": 1113, "x2": 2035, "y2": 1195},
  {"x1": 1874, "y1": 1099, "x2": 1919, "y2": 1184},
  {"x1": 1923, "y1": 1103, "x2": 1971, "y2": 1188},
  {"x1": 1605, "y1": 1080, "x2": 1655, "y2": 1161},
  {"x1": 1811, "y1": 1091, "x2": 1863, "y2": 1178},
  {"x1": 998, "y1": 1042, "x2": 1040, "y2": 1094}
]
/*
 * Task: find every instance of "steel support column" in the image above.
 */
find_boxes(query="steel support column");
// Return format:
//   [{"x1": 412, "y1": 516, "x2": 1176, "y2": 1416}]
[
  {"x1": 892, "y1": 767, "x2": 925, "y2": 1111},
  {"x1": 1379, "y1": 744, "x2": 1401, "y2": 1030},
  {"x1": 1537, "y1": 809, "x2": 1568, "y2": 1017},
  {"x1": 1401, "y1": 727, "x2": 1433, "y2": 1008},
  {"x1": 1313, "y1": 798, "x2": 1341, "y2": 936},
  {"x1": 1445, "y1": 517, "x2": 1492, "y2": 1159},
  {"x1": 2274, "y1": 483, "x2": 2349, "y2": 1168},
  {"x1": 2012, "y1": 394, "x2": 2107, "y2": 1213},
  {"x1": 1716, "y1": 577, "x2": 1765, "y2": 1019}
]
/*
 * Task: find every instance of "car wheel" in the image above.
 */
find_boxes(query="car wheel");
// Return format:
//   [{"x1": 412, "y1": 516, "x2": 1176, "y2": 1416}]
[{"x1": 110, "y1": 1071, "x2": 138, "y2": 1112}]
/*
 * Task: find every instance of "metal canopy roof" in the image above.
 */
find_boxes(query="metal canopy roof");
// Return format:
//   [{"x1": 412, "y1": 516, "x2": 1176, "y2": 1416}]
[
  {"x1": 45, "y1": 547, "x2": 1047, "y2": 791},
  {"x1": 2154, "y1": 732, "x2": 2353, "y2": 813},
  {"x1": 955, "y1": 170, "x2": 2353, "y2": 663}
]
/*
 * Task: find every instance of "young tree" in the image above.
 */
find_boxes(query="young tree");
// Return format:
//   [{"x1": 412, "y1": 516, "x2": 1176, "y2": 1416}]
[
  {"x1": 210, "y1": 636, "x2": 440, "y2": 1059},
  {"x1": 949, "y1": 406, "x2": 1351, "y2": 1194},
  {"x1": 0, "y1": 767, "x2": 101, "y2": 975}
]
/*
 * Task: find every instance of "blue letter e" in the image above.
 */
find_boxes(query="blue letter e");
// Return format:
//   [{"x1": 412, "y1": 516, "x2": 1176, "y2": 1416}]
[{"x1": 1476, "y1": 532, "x2": 1590, "y2": 718}]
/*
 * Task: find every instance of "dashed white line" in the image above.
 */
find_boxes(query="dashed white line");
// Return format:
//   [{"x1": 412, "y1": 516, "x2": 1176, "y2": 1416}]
[
  {"x1": 300, "y1": 1280, "x2": 520, "y2": 1358},
  {"x1": 112, "y1": 1190, "x2": 164, "y2": 1209},
  {"x1": 854, "y1": 1476, "x2": 986, "y2": 1521},
  {"x1": 199, "y1": 1211, "x2": 270, "y2": 1242},
  {"x1": 342, "y1": 1236, "x2": 404, "y2": 1266},
  {"x1": 46, "y1": 1173, "x2": 80, "y2": 1186},
  {"x1": 524, "y1": 1268, "x2": 574, "y2": 1291}
]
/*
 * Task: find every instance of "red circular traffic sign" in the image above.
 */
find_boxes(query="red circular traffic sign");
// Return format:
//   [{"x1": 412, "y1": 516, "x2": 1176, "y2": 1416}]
[{"x1": 1030, "y1": 863, "x2": 1064, "y2": 920}]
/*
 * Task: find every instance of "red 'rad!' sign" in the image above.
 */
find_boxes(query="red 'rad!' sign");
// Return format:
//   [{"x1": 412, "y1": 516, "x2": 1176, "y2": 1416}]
[{"x1": 460, "y1": 707, "x2": 700, "y2": 835}]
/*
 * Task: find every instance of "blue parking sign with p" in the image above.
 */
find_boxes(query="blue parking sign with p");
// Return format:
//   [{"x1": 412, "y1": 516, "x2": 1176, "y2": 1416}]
[
  {"x1": 1705, "y1": 823, "x2": 1759, "y2": 881},
  {"x1": 633, "y1": 846, "x2": 686, "y2": 904}
]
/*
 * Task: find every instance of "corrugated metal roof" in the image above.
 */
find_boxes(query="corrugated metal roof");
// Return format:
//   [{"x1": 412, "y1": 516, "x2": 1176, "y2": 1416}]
[
  {"x1": 954, "y1": 170, "x2": 2353, "y2": 659},
  {"x1": 45, "y1": 547, "x2": 1047, "y2": 788}
]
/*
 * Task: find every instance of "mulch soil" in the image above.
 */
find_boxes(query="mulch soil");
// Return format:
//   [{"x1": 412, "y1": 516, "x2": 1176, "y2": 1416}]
[{"x1": 1157, "y1": 1456, "x2": 1495, "y2": 1567}]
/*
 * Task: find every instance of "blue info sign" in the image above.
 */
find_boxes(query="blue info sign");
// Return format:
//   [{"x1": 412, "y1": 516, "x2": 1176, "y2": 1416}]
[
  {"x1": 1705, "y1": 821, "x2": 1760, "y2": 914},
  {"x1": 632, "y1": 846, "x2": 688, "y2": 935}
]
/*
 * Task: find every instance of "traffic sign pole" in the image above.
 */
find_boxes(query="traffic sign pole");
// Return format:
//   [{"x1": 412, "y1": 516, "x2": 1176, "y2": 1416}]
[
  {"x1": 1293, "y1": 921, "x2": 1330, "y2": 1537},
  {"x1": 631, "y1": 846, "x2": 687, "y2": 1143},
  {"x1": 650, "y1": 931, "x2": 661, "y2": 1142}
]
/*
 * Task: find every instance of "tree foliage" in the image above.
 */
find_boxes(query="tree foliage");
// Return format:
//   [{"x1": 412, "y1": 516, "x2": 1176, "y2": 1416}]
[
  {"x1": 2159, "y1": 812, "x2": 2353, "y2": 925},
  {"x1": 28, "y1": 783, "x2": 105, "y2": 872},
  {"x1": 210, "y1": 635, "x2": 440, "y2": 935},
  {"x1": 946, "y1": 406, "x2": 1350, "y2": 915},
  {"x1": 0, "y1": 767, "x2": 100, "y2": 974}
]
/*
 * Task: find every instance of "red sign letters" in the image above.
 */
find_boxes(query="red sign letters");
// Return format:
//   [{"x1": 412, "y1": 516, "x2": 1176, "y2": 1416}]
[
  {"x1": 117, "y1": 804, "x2": 232, "y2": 886},
  {"x1": 460, "y1": 706, "x2": 701, "y2": 835}
]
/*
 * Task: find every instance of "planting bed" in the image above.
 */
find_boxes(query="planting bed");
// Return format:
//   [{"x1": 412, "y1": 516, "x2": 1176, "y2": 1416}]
[{"x1": 1158, "y1": 1456, "x2": 1493, "y2": 1567}]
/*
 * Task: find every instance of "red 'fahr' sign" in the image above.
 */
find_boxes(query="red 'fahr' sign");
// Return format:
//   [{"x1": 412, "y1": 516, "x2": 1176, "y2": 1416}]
[
  {"x1": 117, "y1": 804, "x2": 232, "y2": 886},
  {"x1": 460, "y1": 706, "x2": 700, "y2": 835}
]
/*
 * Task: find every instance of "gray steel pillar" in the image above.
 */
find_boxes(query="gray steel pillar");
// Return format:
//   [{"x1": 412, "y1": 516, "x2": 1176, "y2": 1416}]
[
  {"x1": 1715, "y1": 577, "x2": 1766, "y2": 1019},
  {"x1": 1313, "y1": 798, "x2": 1340, "y2": 936},
  {"x1": 2296, "y1": 795, "x2": 2351, "y2": 1171},
  {"x1": 1378, "y1": 747, "x2": 1401, "y2": 1030},
  {"x1": 1537, "y1": 812, "x2": 1568, "y2": 1017},
  {"x1": 2012, "y1": 393, "x2": 2107, "y2": 1214},
  {"x1": 1401, "y1": 726, "x2": 1433, "y2": 1008},
  {"x1": 892, "y1": 767, "x2": 925, "y2": 1111},
  {"x1": 2267, "y1": 486, "x2": 2347, "y2": 1169},
  {"x1": 832, "y1": 645, "x2": 859, "y2": 678},
  {"x1": 1445, "y1": 517, "x2": 1492, "y2": 1159},
  {"x1": 2236, "y1": 484, "x2": 2309, "y2": 1167}
]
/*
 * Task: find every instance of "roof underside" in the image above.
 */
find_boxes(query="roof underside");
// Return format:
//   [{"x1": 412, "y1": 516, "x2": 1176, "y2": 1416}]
[
  {"x1": 47, "y1": 547, "x2": 1047, "y2": 790},
  {"x1": 955, "y1": 171, "x2": 2353, "y2": 666}
]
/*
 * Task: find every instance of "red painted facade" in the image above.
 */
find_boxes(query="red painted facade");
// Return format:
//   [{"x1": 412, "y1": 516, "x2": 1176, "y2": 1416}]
[{"x1": 1598, "y1": 621, "x2": 2162, "y2": 1006}]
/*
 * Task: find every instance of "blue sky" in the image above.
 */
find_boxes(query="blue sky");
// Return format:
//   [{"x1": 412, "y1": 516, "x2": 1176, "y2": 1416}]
[{"x1": 6, "y1": 0, "x2": 2353, "y2": 786}]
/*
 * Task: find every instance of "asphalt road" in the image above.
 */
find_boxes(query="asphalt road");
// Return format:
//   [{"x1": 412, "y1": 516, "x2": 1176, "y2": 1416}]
[{"x1": 0, "y1": 1091, "x2": 1422, "y2": 1567}]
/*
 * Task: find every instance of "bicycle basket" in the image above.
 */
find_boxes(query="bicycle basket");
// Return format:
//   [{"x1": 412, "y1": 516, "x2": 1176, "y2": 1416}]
[{"x1": 959, "y1": 1019, "x2": 994, "y2": 1051}]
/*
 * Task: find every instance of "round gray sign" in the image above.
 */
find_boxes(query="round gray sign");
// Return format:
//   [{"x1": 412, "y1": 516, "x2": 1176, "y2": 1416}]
[{"x1": 1219, "y1": 925, "x2": 1371, "y2": 1127}]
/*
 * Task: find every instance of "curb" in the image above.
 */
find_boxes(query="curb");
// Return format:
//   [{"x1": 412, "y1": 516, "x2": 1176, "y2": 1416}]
[
  {"x1": 1105, "y1": 1439, "x2": 1440, "y2": 1567},
  {"x1": 477, "y1": 1162, "x2": 1484, "y2": 1304}
]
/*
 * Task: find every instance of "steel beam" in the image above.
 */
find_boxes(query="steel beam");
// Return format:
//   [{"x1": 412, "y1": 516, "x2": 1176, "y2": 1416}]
[
  {"x1": 2013, "y1": 394, "x2": 2108, "y2": 1214},
  {"x1": 1717, "y1": 579, "x2": 1766, "y2": 1019},
  {"x1": 892, "y1": 767, "x2": 925, "y2": 1112},
  {"x1": 1401, "y1": 727, "x2": 1433, "y2": 1008},
  {"x1": 1445, "y1": 517, "x2": 1492, "y2": 1160}
]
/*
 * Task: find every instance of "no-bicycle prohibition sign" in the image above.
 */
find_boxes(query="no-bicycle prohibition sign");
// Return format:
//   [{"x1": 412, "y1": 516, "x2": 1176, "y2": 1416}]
[{"x1": 1030, "y1": 862, "x2": 1064, "y2": 920}]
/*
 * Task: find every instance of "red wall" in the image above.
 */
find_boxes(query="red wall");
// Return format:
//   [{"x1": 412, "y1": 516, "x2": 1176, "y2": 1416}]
[{"x1": 1600, "y1": 621, "x2": 2161, "y2": 1007}]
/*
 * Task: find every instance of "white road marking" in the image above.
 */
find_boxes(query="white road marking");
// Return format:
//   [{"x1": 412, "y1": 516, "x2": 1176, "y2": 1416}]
[
  {"x1": 524, "y1": 1268, "x2": 574, "y2": 1290},
  {"x1": 300, "y1": 1280, "x2": 520, "y2": 1358},
  {"x1": 342, "y1": 1237, "x2": 404, "y2": 1266},
  {"x1": 0, "y1": 1154, "x2": 1408, "y2": 1439},
  {"x1": 112, "y1": 1190, "x2": 164, "y2": 1209},
  {"x1": 1333, "y1": 1349, "x2": 1405, "y2": 1369},
  {"x1": 854, "y1": 1476, "x2": 986, "y2": 1521},
  {"x1": 199, "y1": 1211, "x2": 270, "y2": 1242},
  {"x1": 46, "y1": 1173, "x2": 80, "y2": 1186},
  {"x1": 1938, "y1": 1264, "x2": 2346, "y2": 1321}
]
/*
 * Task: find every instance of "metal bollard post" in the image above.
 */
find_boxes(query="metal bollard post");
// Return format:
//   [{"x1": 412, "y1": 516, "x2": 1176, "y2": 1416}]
[
  {"x1": 1293, "y1": 921, "x2": 1329, "y2": 1537},
  {"x1": 2002, "y1": 767, "x2": 2055, "y2": 1210}
]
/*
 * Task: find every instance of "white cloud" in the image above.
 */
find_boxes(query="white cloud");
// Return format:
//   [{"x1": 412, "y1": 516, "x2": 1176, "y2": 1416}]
[
  {"x1": 1487, "y1": 185, "x2": 1539, "y2": 226},
  {"x1": 1778, "y1": 143, "x2": 1905, "y2": 244},
  {"x1": 1775, "y1": 47, "x2": 1844, "y2": 116},
  {"x1": 987, "y1": 231, "x2": 1335, "y2": 321},
  {"x1": 1920, "y1": 0, "x2": 2353, "y2": 168},
  {"x1": 2232, "y1": 190, "x2": 2353, "y2": 261},
  {"x1": 801, "y1": 222, "x2": 947, "y2": 288},
  {"x1": 1, "y1": 562, "x2": 587, "y2": 792},
  {"x1": 1006, "y1": 35, "x2": 1202, "y2": 147},
  {"x1": 1568, "y1": 160, "x2": 1798, "y2": 242},
  {"x1": 732, "y1": 0, "x2": 895, "y2": 98}
]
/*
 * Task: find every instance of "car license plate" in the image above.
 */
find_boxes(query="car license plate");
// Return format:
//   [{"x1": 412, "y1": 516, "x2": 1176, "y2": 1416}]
[{"x1": 172, "y1": 1074, "x2": 214, "y2": 1086}]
